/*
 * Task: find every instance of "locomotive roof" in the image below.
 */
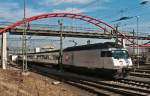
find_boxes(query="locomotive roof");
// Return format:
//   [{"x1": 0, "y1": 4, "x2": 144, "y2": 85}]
[
  {"x1": 26, "y1": 42, "x2": 122, "y2": 55},
  {"x1": 27, "y1": 49, "x2": 59, "y2": 55},
  {"x1": 64, "y1": 42, "x2": 122, "y2": 52}
]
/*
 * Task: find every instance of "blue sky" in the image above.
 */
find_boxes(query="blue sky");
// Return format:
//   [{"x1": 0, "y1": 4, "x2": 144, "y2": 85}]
[
  {"x1": 0, "y1": 0, "x2": 150, "y2": 33},
  {"x1": 0, "y1": 0, "x2": 150, "y2": 49}
]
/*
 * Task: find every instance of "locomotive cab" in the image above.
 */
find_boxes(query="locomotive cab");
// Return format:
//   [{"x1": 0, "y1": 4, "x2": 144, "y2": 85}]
[
  {"x1": 101, "y1": 48, "x2": 132, "y2": 78},
  {"x1": 101, "y1": 49, "x2": 132, "y2": 69},
  {"x1": 112, "y1": 49, "x2": 132, "y2": 78},
  {"x1": 112, "y1": 49, "x2": 132, "y2": 68}
]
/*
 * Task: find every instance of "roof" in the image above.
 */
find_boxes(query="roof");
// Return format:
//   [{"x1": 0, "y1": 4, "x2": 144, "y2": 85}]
[
  {"x1": 27, "y1": 49, "x2": 59, "y2": 55},
  {"x1": 63, "y1": 42, "x2": 122, "y2": 52},
  {"x1": 41, "y1": 45, "x2": 55, "y2": 49},
  {"x1": 27, "y1": 42, "x2": 122, "y2": 54}
]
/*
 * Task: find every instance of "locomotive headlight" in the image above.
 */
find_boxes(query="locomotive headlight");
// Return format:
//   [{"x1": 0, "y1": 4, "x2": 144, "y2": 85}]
[{"x1": 125, "y1": 59, "x2": 130, "y2": 64}]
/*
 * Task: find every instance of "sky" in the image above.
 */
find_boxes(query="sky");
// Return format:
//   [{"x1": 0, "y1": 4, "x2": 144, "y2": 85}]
[
  {"x1": 0, "y1": 0, "x2": 150, "y2": 49},
  {"x1": 0, "y1": 0, "x2": 150, "y2": 32}
]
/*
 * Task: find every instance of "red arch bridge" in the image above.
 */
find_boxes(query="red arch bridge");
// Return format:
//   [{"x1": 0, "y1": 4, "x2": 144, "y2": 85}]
[
  {"x1": 0, "y1": 12, "x2": 150, "y2": 70},
  {"x1": 0, "y1": 12, "x2": 149, "y2": 45}
]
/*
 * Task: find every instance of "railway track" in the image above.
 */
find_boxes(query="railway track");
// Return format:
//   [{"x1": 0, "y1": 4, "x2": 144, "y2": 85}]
[
  {"x1": 28, "y1": 63, "x2": 150, "y2": 96},
  {"x1": 130, "y1": 71, "x2": 150, "y2": 78},
  {"x1": 135, "y1": 65, "x2": 150, "y2": 70},
  {"x1": 133, "y1": 69, "x2": 150, "y2": 74},
  {"x1": 129, "y1": 64, "x2": 150, "y2": 79},
  {"x1": 117, "y1": 78, "x2": 150, "y2": 89}
]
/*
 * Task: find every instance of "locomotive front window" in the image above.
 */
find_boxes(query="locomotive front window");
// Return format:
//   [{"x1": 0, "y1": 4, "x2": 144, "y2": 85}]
[{"x1": 112, "y1": 50, "x2": 129, "y2": 59}]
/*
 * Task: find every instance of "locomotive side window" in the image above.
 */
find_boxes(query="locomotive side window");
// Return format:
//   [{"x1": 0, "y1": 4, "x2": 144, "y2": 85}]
[
  {"x1": 101, "y1": 51, "x2": 112, "y2": 57},
  {"x1": 101, "y1": 51, "x2": 105, "y2": 57}
]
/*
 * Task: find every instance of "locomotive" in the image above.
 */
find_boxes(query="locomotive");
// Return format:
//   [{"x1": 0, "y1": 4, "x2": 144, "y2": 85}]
[{"x1": 26, "y1": 42, "x2": 133, "y2": 78}]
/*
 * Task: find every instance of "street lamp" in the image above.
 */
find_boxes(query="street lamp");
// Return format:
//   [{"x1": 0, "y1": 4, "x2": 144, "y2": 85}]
[
  {"x1": 135, "y1": 16, "x2": 140, "y2": 68},
  {"x1": 115, "y1": 16, "x2": 140, "y2": 68},
  {"x1": 132, "y1": 29, "x2": 135, "y2": 58},
  {"x1": 140, "y1": 1, "x2": 149, "y2": 5},
  {"x1": 112, "y1": 1, "x2": 148, "y2": 68}
]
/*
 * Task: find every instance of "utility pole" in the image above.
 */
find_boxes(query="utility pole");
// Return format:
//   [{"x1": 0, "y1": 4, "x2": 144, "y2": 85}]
[
  {"x1": 136, "y1": 16, "x2": 139, "y2": 68},
  {"x1": 115, "y1": 24, "x2": 119, "y2": 47},
  {"x1": 58, "y1": 19, "x2": 63, "y2": 71},
  {"x1": 22, "y1": 0, "x2": 28, "y2": 73},
  {"x1": 132, "y1": 29, "x2": 135, "y2": 57}
]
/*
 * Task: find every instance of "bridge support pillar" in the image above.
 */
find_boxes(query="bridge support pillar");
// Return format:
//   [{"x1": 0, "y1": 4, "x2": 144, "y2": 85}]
[{"x1": 1, "y1": 32, "x2": 7, "y2": 69}]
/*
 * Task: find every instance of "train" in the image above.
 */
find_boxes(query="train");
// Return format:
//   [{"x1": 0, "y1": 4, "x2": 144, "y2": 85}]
[{"x1": 19, "y1": 42, "x2": 133, "y2": 78}]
